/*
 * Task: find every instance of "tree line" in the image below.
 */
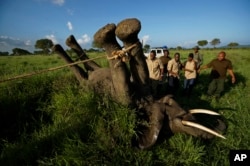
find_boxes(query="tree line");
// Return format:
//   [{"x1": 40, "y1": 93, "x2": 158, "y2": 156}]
[
  {"x1": 0, "y1": 38, "x2": 241, "y2": 56},
  {"x1": 197, "y1": 38, "x2": 239, "y2": 48},
  {"x1": 0, "y1": 38, "x2": 104, "y2": 56},
  {"x1": 143, "y1": 38, "x2": 240, "y2": 53}
]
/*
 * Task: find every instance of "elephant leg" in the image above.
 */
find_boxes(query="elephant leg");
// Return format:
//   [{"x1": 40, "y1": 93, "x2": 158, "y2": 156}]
[
  {"x1": 93, "y1": 23, "x2": 133, "y2": 106},
  {"x1": 115, "y1": 18, "x2": 152, "y2": 99},
  {"x1": 66, "y1": 35, "x2": 101, "y2": 71},
  {"x1": 52, "y1": 44, "x2": 88, "y2": 83}
]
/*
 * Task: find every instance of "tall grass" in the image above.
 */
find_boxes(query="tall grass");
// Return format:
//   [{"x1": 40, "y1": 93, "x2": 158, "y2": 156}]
[{"x1": 0, "y1": 49, "x2": 249, "y2": 165}]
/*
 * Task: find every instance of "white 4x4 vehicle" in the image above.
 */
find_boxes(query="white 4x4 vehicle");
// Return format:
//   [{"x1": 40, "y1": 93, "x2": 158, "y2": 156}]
[{"x1": 144, "y1": 47, "x2": 165, "y2": 58}]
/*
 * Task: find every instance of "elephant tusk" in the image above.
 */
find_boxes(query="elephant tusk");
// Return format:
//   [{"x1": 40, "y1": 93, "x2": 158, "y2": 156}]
[
  {"x1": 189, "y1": 109, "x2": 220, "y2": 115},
  {"x1": 182, "y1": 120, "x2": 226, "y2": 139}
]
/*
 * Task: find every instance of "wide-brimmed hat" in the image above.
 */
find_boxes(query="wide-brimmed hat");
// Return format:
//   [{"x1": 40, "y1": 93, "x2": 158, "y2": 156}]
[{"x1": 193, "y1": 46, "x2": 200, "y2": 50}]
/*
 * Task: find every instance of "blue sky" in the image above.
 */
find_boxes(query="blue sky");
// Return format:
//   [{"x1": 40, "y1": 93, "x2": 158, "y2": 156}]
[{"x1": 0, "y1": 0, "x2": 250, "y2": 53}]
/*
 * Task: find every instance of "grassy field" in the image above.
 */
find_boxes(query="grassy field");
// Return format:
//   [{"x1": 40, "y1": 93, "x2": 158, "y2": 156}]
[{"x1": 0, "y1": 49, "x2": 249, "y2": 165}]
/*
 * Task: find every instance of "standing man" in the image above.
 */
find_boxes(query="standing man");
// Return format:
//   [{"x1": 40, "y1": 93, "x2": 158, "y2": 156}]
[
  {"x1": 193, "y1": 46, "x2": 203, "y2": 83},
  {"x1": 193, "y1": 46, "x2": 203, "y2": 70},
  {"x1": 199, "y1": 51, "x2": 236, "y2": 99},
  {"x1": 146, "y1": 50, "x2": 164, "y2": 97},
  {"x1": 167, "y1": 52, "x2": 182, "y2": 95},
  {"x1": 160, "y1": 49, "x2": 171, "y2": 82},
  {"x1": 183, "y1": 53, "x2": 197, "y2": 96}
]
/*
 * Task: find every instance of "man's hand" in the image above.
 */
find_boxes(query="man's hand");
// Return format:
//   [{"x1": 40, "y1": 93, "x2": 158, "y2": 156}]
[
  {"x1": 232, "y1": 77, "x2": 236, "y2": 84},
  {"x1": 185, "y1": 68, "x2": 193, "y2": 72},
  {"x1": 159, "y1": 74, "x2": 163, "y2": 81}
]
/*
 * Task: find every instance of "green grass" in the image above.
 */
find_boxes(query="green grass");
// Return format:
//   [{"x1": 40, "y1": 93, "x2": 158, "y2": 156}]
[{"x1": 0, "y1": 49, "x2": 250, "y2": 165}]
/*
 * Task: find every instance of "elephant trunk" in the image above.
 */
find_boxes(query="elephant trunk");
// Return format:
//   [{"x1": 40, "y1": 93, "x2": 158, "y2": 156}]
[{"x1": 138, "y1": 103, "x2": 165, "y2": 149}]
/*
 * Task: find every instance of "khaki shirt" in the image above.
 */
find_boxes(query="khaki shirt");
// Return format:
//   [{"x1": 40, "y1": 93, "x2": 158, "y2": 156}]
[
  {"x1": 160, "y1": 56, "x2": 171, "y2": 73},
  {"x1": 194, "y1": 52, "x2": 203, "y2": 68},
  {"x1": 146, "y1": 58, "x2": 164, "y2": 80},
  {"x1": 184, "y1": 60, "x2": 197, "y2": 79},
  {"x1": 167, "y1": 58, "x2": 180, "y2": 77}
]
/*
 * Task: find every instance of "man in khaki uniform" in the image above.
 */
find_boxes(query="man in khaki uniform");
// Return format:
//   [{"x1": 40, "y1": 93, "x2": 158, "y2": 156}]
[
  {"x1": 146, "y1": 50, "x2": 164, "y2": 97},
  {"x1": 193, "y1": 46, "x2": 203, "y2": 69},
  {"x1": 183, "y1": 53, "x2": 197, "y2": 96},
  {"x1": 167, "y1": 52, "x2": 182, "y2": 94},
  {"x1": 160, "y1": 49, "x2": 171, "y2": 82}
]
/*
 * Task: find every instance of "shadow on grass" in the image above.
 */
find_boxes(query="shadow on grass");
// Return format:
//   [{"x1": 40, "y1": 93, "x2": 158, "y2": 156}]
[
  {"x1": 0, "y1": 81, "x2": 52, "y2": 144},
  {"x1": 172, "y1": 72, "x2": 246, "y2": 110},
  {"x1": 0, "y1": 120, "x2": 92, "y2": 165}
]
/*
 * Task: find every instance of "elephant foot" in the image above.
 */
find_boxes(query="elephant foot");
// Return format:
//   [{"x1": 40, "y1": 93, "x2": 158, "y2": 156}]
[
  {"x1": 94, "y1": 23, "x2": 132, "y2": 105},
  {"x1": 116, "y1": 18, "x2": 152, "y2": 99},
  {"x1": 66, "y1": 35, "x2": 100, "y2": 71},
  {"x1": 52, "y1": 44, "x2": 88, "y2": 82}
]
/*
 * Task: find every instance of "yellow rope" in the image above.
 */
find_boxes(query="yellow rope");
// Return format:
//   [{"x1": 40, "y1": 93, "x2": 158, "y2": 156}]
[
  {"x1": 0, "y1": 55, "x2": 106, "y2": 83},
  {"x1": 107, "y1": 42, "x2": 139, "y2": 61},
  {"x1": 0, "y1": 42, "x2": 139, "y2": 83}
]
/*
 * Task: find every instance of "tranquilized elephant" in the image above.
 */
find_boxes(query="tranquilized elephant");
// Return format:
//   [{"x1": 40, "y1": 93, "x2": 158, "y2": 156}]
[{"x1": 52, "y1": 18, "x2": 226, "y2": 149}]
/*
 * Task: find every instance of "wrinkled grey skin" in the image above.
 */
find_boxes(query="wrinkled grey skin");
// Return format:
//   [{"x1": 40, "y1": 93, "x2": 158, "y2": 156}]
[{"x1": 52, "y1": 18, "x2": 226, "y2": 149}]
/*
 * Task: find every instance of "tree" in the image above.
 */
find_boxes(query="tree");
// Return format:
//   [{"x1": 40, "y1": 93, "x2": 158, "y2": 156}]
[
  {"x1": 35, "y1": 39, "x2": 53, "y2": 54},
  {"x1": 0, "y1": 51, "x2": 9, "y2": 56},
  {"x1": 176, "y1": 46, "x2": 182, "y2": 50},
  {"x1": 197, "y1": 40, "x2": 208, "y2": 47},
  {"x1": 12, "y1": 48, "x2": 31, "y2": 56},
  {"x1": 210, "y1": 38, "x2": 221, "y2": 48},
  {"x1": 227, "y1": 42, "x2": 239, "y2": 49},
  {"x1": 143, "y1": 44, "x2": 150, "y2": 53}
]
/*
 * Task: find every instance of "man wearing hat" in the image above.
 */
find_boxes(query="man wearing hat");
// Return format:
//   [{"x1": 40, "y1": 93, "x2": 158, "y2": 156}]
[{"x1": 193, "y1": 46, "x2": 203, "y2": 70}]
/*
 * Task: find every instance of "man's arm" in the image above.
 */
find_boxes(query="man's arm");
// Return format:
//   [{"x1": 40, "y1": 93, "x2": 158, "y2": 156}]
[
  {"x1": 198, "y1": 65, "x2": 209, "y2": 73},
  {"x1": 158, "y1": 59, "x2": 164, "y2": 76},
  {"x1": 228, "y1": 69, "x2": 236, "y2": 84},
  {"x1": 199, "y1": 54, "x2": 203, "y2": 66}
]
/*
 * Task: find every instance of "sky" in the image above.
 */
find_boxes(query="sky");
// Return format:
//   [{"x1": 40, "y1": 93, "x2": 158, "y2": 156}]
[{"x1": 0, "y1": 0, "x2": 250, "y2": 53}]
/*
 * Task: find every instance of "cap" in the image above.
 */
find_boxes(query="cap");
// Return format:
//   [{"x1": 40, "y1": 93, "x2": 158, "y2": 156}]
[{"x1": 162, "y1": 45, "x2": 168, "y2": 50}]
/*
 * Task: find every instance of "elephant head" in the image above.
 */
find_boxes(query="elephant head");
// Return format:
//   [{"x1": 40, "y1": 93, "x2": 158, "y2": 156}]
[{"x1": 137, "y1": 95, "x2": 226, "y2": 149}]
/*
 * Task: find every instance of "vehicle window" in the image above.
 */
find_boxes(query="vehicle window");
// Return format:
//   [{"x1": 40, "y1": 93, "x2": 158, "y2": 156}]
[{"x1": 157, "y1": 50, "x2": 162, "y2": 54}]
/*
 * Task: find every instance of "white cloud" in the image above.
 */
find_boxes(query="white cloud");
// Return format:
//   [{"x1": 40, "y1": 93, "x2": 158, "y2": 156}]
[
  {"x1": 51, "y1": 0, "x2": 64, "y2": 6},
  {"x1": 0, "y1": 36, "x2": 9, "y2": 39},
  {"x1": 141, "y1": 35, "x2": 150, "y2": 46},
  {"x1": 25, "y1": 40, "x2": 32, "y2": 46},
  {"x1": 67, "y1": 21, "x2": 73, "y2": 31},
  {"x1": 67, "y1": 8, "x2": 74, "y2": 15},
  {"x1": 77, "y1": 34, "x2": 91, "y2": 45},
  {"x1": 177, "y1": 41, "x2": 196, "y2": 48},
  {"x1": 0, "y1": 36, "x2": 34, "y2": 53},
  {"x1": 45, "y1": 34, "x2": 58, "y2": 44}
]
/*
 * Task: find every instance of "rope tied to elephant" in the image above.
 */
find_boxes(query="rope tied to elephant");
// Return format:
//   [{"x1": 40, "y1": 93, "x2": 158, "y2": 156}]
[
  {"x1": 0, "y1": 42, "x2": 140, "y2": 83},
  {"x1": 107, "y1": 42, "x2": 140, "y2": 68},
  {"x1": 107, "y1": 42, "x2": 140, "y2": 62},
  {"x1": 0, "y1": 55, "x2": 107, "y2": 83}
]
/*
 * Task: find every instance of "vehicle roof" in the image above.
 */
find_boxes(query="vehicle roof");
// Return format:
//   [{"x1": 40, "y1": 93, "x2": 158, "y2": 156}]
[{"x1": 151, "y1": 47, "x2": 165, "y2": 49}]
